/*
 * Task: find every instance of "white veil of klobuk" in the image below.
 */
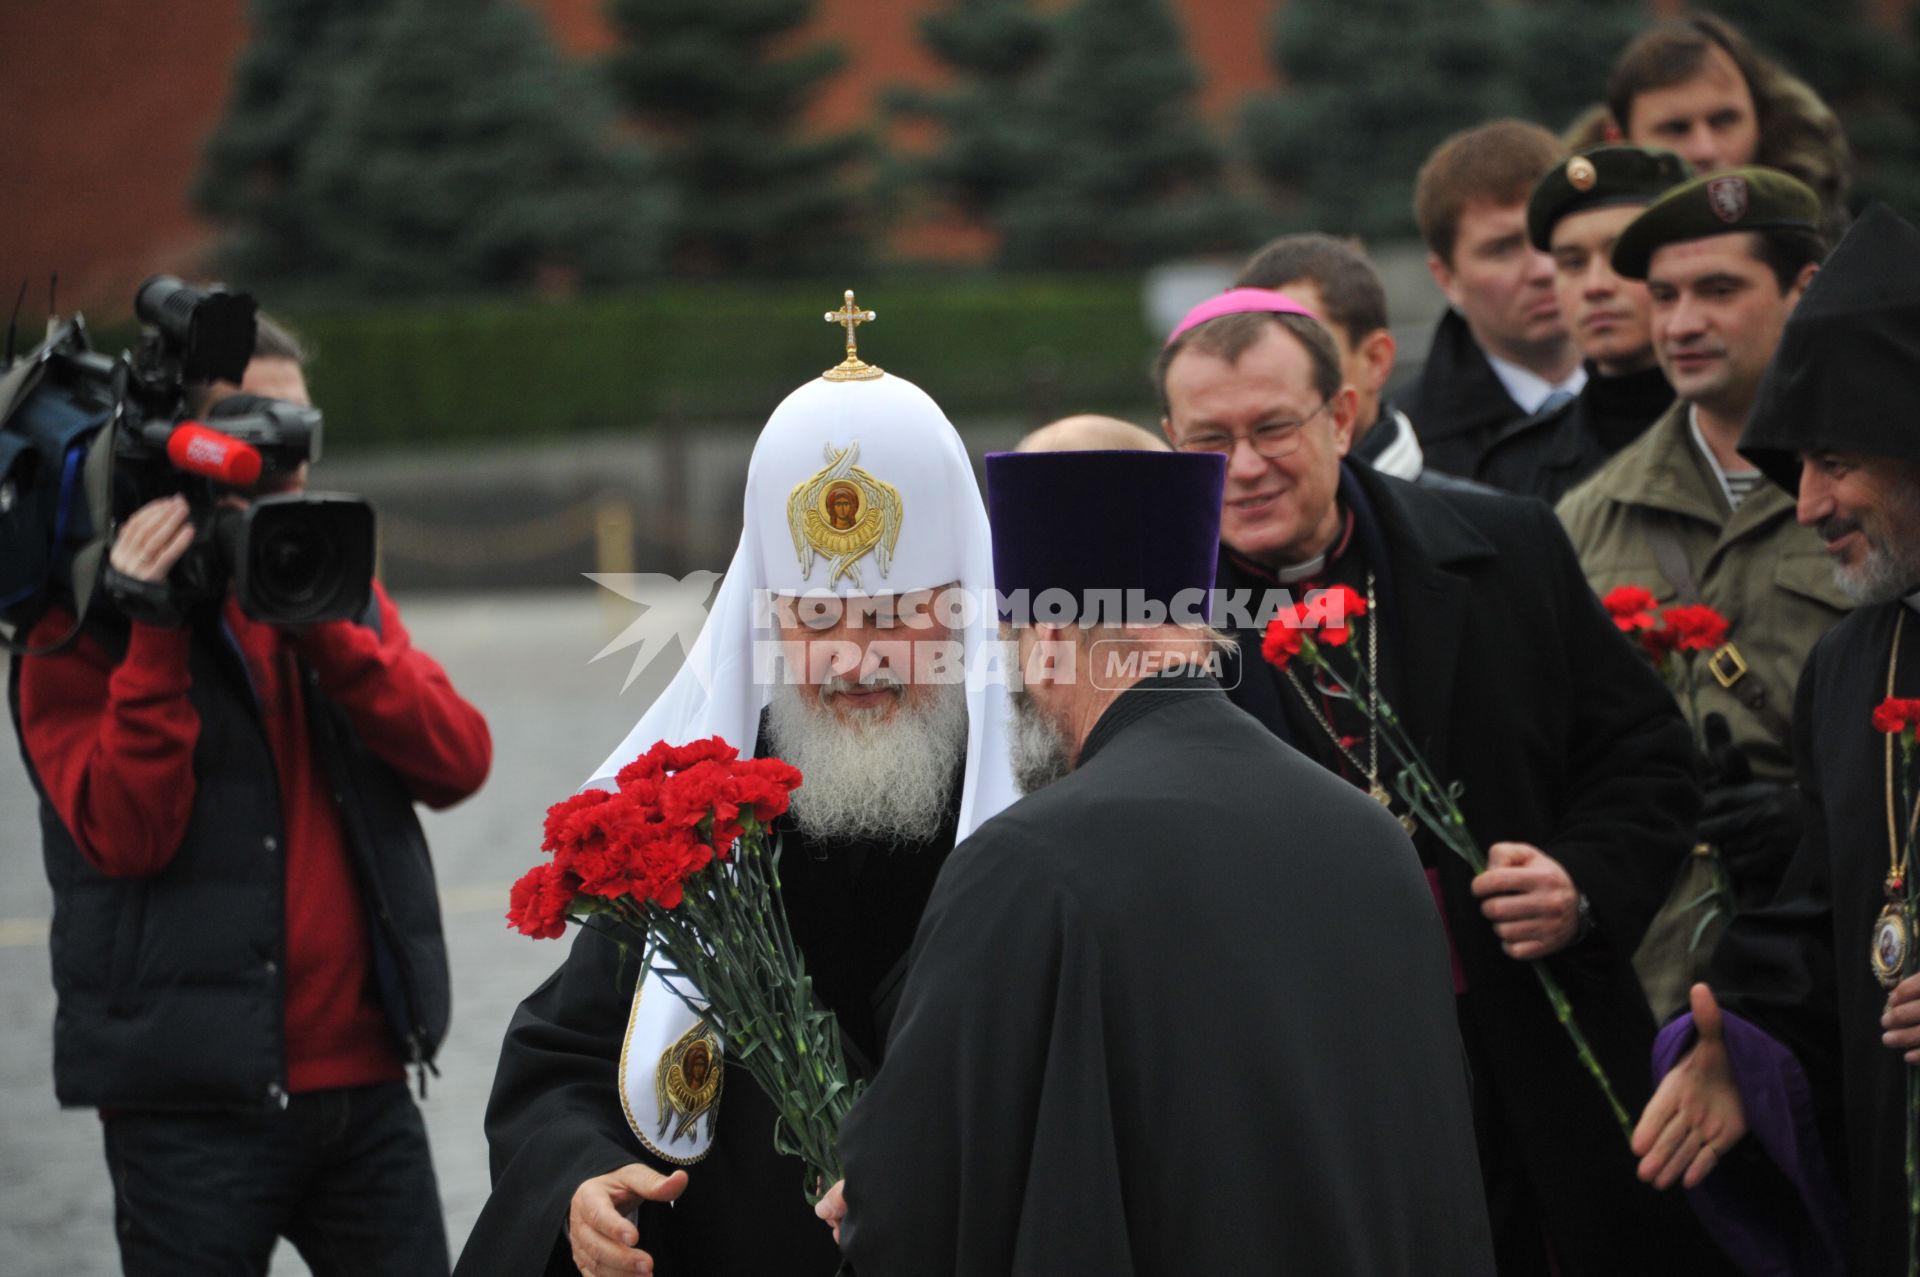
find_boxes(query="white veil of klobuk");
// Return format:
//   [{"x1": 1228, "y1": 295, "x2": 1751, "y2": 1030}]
[{"x1": 586, "y1": 368, "x2": 1017, "y2": 1163}]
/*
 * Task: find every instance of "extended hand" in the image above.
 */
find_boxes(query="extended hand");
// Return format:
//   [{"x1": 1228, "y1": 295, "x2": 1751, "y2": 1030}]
[
  {"x1": 815, "y1": 1178, "x2": 848, "y2": 1245},
  {"x1": 569, "y1": 1164, "x2": 688, "y2": 1276},
  {"x1": 1471, "y1": 841, "x2": 1581, "y2": 959},
  {"x1": 1883, "y1": 971, "x2": 1920, "y2": 1063},
  {"x1": 1632, "y1": 983, "x2": 1747, "y2": 1189}
]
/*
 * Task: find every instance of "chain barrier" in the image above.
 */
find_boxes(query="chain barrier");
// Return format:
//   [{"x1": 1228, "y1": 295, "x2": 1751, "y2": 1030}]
[{"x1": 377, "y1": 494, "x2": 734, "y2": 570}]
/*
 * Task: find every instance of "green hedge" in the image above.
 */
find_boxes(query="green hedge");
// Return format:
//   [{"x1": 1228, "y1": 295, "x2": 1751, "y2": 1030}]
[{"x1": 91, "y1": 275, "x2": 1159, "y2": 450}]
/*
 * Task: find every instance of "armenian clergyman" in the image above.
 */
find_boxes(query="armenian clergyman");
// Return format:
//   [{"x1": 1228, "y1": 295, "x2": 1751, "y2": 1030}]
[
  {"x1": 455, "y1": 296, "x2": 1017, "y2": 1276},
  {"x1": 1635, "y1": 206, "x2": 1920, "y2": 1277},
  {"x1": 815, "y1": 449, "x2": 1496, "y2": 1275}
]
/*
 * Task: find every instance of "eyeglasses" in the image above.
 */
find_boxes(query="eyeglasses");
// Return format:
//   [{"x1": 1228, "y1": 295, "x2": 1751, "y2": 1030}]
[{"x1": 1174, "y1": 399, "x2": 1333, "y2": 459}]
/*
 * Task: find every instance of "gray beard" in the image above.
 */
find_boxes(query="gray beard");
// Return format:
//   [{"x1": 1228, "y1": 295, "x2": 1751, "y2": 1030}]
[
  {"x1": 1832, "y1": 485, "x2": 1920, "y2": 604},
  {"x1": 764, "y1": 678, "x2": 968, "y2": 845},
  {"x1": 1008, "y1": 686, "x2": 1072, "y2": 795}
]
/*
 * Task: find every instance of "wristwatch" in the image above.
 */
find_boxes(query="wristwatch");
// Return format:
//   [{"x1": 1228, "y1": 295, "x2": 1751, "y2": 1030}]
[{"x1": 1574, "y1": 891, "x2": 1596, "y2": 943}]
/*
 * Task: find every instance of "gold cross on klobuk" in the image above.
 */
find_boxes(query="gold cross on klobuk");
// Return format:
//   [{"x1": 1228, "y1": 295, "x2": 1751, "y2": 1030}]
[{"x1": 823, "y1": 289, "x2": 883, "y2": 381}]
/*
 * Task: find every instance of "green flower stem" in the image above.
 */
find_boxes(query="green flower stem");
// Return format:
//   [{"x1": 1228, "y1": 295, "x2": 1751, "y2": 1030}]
[
  {"x1": 606, "y1": 824, "x2": 862, "y2": 1199},
  {"x1": 1300, "y1": 640, "x2": 1633, "y2": 1142},
  {"x1": 1902, "y1": 733, "x2": 1919, "y2": 1277}
]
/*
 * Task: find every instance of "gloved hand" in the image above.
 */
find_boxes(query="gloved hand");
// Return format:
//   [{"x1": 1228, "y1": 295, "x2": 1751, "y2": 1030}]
[
  {"x1": 102, "y1": 562, "x2": 185, "y2": 627},
  {"x1": 1697, "y1": 715, "x2": 1802, "y2": 912},
  {"x1": 1699, "y1": 711, "x2": 1753, "y2": 789}
]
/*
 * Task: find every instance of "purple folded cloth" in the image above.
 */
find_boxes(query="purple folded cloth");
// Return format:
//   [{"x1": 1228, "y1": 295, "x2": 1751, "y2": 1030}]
[{"x1": 1651, "y1": 1011, "x2": 1849, "y2": 1276}]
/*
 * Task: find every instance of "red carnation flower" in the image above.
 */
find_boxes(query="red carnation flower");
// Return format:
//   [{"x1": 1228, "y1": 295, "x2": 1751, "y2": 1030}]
[
  {"x1": 1261, "y1": 608, "x2": 1309, "y2": 671},
  {"x1": 1602, "y1": 584, "x2": 1659, "y2": 633},
  {"x1": 1310, "y1": 585, "x2": 1368, "y2": 647},
  {"x1": 1662, "y1": 604, "x2": 1731, "y2": 653},
  {"x1": 1874, "y1": 697, "x2": 1920, "y2": 735},
  {"x1": 507, "y1": 862, "x2": 578, "y2": 939},
  {"x1": 1639, "y1": 625, "x2": 1681, "y2": 663}
]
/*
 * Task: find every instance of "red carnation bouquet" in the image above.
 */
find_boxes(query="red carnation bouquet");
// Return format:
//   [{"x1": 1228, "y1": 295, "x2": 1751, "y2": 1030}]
[
  {"x1": 1264, "y1": 587, "x2": 1632, "y2": 1139},
  {"x1": 1601, "y1": 585, "x2": 1730, "y2": 739},
  {"x1": 508, "y1": 737, "x2": 856, "y2": 1199},
  {"x1": 1603, "y1": 585, "x2": 1738, "y2": 947}
]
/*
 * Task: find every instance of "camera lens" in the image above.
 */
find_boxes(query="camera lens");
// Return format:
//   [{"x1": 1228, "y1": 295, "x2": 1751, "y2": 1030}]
[
  {"x1": 257, "y1": 518, "x2": 337, "y2": 608},
  {"x1": 231, "y1": 494, "x2": 374, "y2": 626}
]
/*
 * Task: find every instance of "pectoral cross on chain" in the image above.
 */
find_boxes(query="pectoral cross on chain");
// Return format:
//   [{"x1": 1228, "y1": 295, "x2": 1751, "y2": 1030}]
[{"x1": 822, "y1": 289, "x2": 883, "y2": 381}]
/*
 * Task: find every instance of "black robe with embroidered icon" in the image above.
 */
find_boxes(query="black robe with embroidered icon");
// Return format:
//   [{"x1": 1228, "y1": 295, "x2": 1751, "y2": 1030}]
[
  {"x1": 837, "y1": 677, "x2": 1495, "y2": 1277},
  {"x1": 1216, "y1": 462, "x2": 1736, "y2": 1276},
  {"x1": 453, "y1": 794, "x2": 958, "y2": 1277}
]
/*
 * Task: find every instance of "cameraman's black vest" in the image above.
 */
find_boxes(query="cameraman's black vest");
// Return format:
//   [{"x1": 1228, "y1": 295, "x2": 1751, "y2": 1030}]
[{"x1": 7, "y1": 606, "x2": 451, "y2": 1111}]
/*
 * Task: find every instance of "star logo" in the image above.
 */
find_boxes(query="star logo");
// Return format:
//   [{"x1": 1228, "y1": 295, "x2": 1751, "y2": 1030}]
[{"x1": 585, "y1": 571, "x2": 722, "y2": 691}]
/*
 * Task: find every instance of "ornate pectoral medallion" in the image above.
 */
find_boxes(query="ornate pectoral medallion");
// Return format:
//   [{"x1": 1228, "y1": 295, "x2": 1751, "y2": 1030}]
[
  {"x1": 655, "y1": 1020, "x2": 724, "y2": 1143},
  {"x1": 1874, "y1": 896, "x2": 1913, "y2": 990}
]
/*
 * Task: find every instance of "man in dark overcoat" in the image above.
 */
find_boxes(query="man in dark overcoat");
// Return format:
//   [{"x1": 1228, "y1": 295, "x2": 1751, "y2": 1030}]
[{"x1": 1156, "y1": 288, "x2": 1733, "y2": 1274}]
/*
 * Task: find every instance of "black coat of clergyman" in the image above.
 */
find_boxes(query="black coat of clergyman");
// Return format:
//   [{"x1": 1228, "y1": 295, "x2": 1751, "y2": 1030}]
[
  {"x1": 455, "y1": 794, "x2": 957, "y2": 1277},
  {"x1": 837, "y1": 677, "x2": 1495, "y2": 1276},
  {"x1": 1409, "y1": 308, "x2": 1528, "y2": 479},
  {"x1": 1703, "y1": 603, "x2": 1920, "y2": 1273},
  {"x1": 1218, "y1": 463, "x2": 1731, "y2": 1274}
]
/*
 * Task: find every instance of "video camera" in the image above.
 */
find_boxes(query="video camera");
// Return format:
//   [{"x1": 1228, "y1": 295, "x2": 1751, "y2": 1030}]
[{"x1": 0, "y1": 276, "x2": 375, "y2": 650}]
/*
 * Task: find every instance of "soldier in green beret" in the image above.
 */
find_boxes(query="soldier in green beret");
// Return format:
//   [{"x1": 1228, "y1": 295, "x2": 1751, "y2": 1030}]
[
  {"x1": 1477, "y1": 146, "x2": 1690, "y2": 502},
  {"x1": 1556, "y1": 166, "x2": 1850, "y2": 1021}
]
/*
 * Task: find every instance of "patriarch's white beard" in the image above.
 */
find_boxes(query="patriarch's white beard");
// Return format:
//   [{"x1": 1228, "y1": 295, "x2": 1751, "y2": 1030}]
[{"x1": 765, "y1": 677, "x2": 968, "y2": 844}]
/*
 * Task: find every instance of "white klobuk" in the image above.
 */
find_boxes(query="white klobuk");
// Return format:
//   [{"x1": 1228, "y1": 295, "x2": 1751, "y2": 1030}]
[{"x1": 586, "y1": 366, "x2": 1017, "y2": 1164}]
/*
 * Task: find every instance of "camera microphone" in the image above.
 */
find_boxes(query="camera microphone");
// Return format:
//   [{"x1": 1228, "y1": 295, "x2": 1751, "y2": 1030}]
[{"x1": 166, "y1": 422, "x2": 264, "y2": 487}]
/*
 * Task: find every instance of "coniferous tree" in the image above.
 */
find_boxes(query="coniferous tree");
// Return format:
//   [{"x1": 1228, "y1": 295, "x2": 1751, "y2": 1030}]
[
  {"x1": 1240, "y1": 0, "x2": 1518, "y2": 243},
  {"x1": 997, "y1": 0, "x2": 1251, "y2": 269},
  {"x1": 887, "y1": 0, "x2": 1055, "y2": 227},
  {"x1": 293, "y1": 0, "x2": 670, "y2": 295},
  {"x1": 194, "y1": 0, "x2": 391, "y2": 282},
  {"x1": 603, "y1": 0, "x2": 870, "y2": 275},
  {"x1": 1502, "y1": 0, "x2": 1645, "y2": 141},
  {"x1": 1695, "y1": 0, "x2": 1920, "y2": 220}
]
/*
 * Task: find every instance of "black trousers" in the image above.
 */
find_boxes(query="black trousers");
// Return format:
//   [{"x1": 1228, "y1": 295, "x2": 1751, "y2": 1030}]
[{"x1": 102, "y1": 1080, "x2": 448, "y2": 1277}]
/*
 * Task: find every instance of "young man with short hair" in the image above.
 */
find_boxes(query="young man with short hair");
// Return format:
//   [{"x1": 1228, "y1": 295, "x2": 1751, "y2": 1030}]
[{"x1": 1410, "y1": 119, "x2": 1580, "y2": 478}]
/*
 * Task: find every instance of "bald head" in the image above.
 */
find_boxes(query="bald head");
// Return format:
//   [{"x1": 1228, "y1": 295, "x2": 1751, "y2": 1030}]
[{"x1": 1016, "y1": 415, "x2": 1171, "y2": 454}]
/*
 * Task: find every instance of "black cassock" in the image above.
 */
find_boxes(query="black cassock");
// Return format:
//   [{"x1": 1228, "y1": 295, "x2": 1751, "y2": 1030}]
[
  {"x1": 1679, "y1": 600, "x2": 1920, "y2": 1273},
  {"x1": 455, "y1": 790, "x2": 958, "y2": 1277},
  {"x1": 837, "y1": 677, "x2": 1495, "y2": 1276}
]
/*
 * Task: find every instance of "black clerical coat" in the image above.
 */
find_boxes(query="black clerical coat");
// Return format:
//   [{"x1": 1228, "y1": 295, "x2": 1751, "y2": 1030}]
[
  {"x1": 455, "y1": 804, "x2": 957, "y2": 1277},
  {"x1": 1409, "y1": 309, "x2": 1528, "y2": 479},
  {"x1": 1708, "y1": 601, "x2": 1920, "y2": 1273},
  {"x1": 838, "y1": 678, "x2": 1495, "y2": 1276},
  {"x1": 1219, "y1": 463, "x2": 1733, "y2": 1274}
]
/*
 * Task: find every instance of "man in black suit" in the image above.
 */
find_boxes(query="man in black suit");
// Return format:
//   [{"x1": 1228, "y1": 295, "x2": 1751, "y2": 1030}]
[{"x1": 1156, "y1": 289, "x2": 1732, "y2": 1275}]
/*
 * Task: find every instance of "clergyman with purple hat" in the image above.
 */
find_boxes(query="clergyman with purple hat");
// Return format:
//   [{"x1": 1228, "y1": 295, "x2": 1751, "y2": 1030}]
[{"x1": 814, "y1": 448, "x2": 1493, "y2": 1275}]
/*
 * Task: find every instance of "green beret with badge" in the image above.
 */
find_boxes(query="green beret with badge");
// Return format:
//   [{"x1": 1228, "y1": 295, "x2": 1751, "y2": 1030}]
[
  {"x1": 1611, "y1": 166, "x2": 1822, "y2": 280},
  {"x1": 1526, "y1": 145, "x2": 1692, "y2": 252}
]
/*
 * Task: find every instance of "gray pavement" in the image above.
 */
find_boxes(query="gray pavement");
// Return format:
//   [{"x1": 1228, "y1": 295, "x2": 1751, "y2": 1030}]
[{"x1": 0, "y1": 588, "x2": 685, "y2": 1275}]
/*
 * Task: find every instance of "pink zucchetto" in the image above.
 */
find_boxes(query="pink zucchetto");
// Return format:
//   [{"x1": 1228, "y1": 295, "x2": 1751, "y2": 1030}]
[{"x1": 1164, "y1": 287, "x2": 1323, "y2": 347}]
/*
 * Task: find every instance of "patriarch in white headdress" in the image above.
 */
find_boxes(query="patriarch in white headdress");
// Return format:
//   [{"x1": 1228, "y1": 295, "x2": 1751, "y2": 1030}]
[{"x1": 589, "y1": 292, "x2": 1017, "y2": 1163}]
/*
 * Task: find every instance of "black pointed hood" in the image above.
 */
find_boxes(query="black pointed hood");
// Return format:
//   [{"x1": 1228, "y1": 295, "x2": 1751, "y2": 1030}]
[{"x1": 1741, "y1": 204, "x2": 1920, "y2": 491}]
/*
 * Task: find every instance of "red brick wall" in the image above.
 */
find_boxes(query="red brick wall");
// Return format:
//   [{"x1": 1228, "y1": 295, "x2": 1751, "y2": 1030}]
[
  {"x1": 7, "y1": 0, "x2": 1904, "y2": 310},
  {"x1": 0, "y1": 2, "x2": 247, "y2": 316}
]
